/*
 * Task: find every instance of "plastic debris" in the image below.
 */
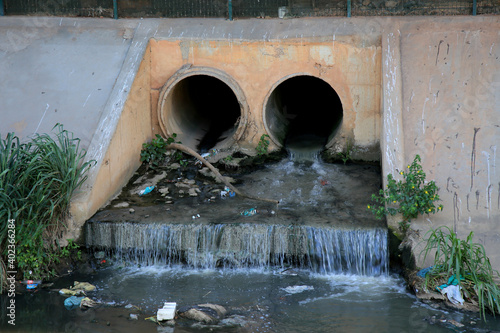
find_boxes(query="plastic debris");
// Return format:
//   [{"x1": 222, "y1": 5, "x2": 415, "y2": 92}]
[
  {"x1": 157, "y1": 302, "x2": 177, "y2": 321},
  {"x1": 416, "y1": 266, "x2": 434, "y2": 278},
  {"x1": 64, "y1": 296, "x2": 85, "y2": 310},
  {"x1": 139, "y1": 186, "x2": 155, "y2": 196},
  {"x1": 192, "y1": 214, "x2": 201, "y2": 219},
  {"x1": 129, "y1": 313, "x2": 139, "y2": 320},
  {"x1": 439, "y1": 285, "x2": 464, "y2": 305},
  {"x1": 240, "y1": 208, "x2": 257, "y2": 216},
  {"x1": 21, "y1": 280, "x2": 41, "y2": 290},
  {"x1": 436, "y1": 274, "x2": 463, "y2": 291},
  {"x1": 221, "y1": 186, "x2": 235, "y2": 198}
]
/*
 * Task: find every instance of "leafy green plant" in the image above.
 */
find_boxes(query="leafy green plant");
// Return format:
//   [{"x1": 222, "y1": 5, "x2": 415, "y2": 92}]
[
  {"x1": 256, "y1": 134, "x2": 270, "y2": 156},
  {"x1": 0, "y1": 124, "x2": 93, "y2": 284},
  {"x1": 421, "y1": 226, "x2": 500, "y2": 320},
  {"x1": 141, "y1": 133, "x2": 183, "y2": 169},
  {"x1": 337, "y1": 139, "x2": 356, "y2": 164},
  {"x1": 223, "y1": 155, "x2": 233, "y2": 163},
  {"x1": 368, "y1": 155, "x2": 443, "y2": 230}
]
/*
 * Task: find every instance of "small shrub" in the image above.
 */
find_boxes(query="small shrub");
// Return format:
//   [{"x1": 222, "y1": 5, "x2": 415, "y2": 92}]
[
  {"x1": 368, "y1": 155, "x2": 443, "y2": 230},
  {"x1": 421, "y1": 226, "x2": 500, "y2": 320},
  {"x1": 256, "y1": 134, "x2": 270, "y2": 156},
  {"x1": 140, "y1": 133, "x2": 182, "y2": 169}
]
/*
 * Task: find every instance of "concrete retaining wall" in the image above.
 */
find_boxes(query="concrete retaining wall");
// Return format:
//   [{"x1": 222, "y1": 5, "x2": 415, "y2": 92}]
[{"x1": 0, "y1": 16, "x2": 498, "y2": 269}]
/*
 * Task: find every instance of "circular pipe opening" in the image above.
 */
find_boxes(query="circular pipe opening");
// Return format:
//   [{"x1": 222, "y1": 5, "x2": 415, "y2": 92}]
[
  {"x1": 158, "y1": 69, "x2": 247, "y2": 153},
  {"x1": 264, "y1": 75, "x2": 343, "y2": 150}
]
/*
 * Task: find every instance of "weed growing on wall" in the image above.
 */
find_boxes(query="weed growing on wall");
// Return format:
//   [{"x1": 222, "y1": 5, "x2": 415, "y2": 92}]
[
  {"x1": 368, "y1": 155, "x2": 443, "y2": 230},
  {"x1": 336, "y1": 139, "x2": 357, "y2": 164},
  {"x1": 256, "y1": 134, "x2": 270, "y2": 156},
  {"x1": 421, "y1": 227, "x2": 500, "y2": 320},
  {"x1": 0, "y1": 124, "x2": 93, "y2": 286}
]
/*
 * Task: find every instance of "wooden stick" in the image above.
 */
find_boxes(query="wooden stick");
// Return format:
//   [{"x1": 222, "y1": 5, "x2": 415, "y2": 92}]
[{"x1": 167, "y1": 143, "x2": 280, "y2": 205}]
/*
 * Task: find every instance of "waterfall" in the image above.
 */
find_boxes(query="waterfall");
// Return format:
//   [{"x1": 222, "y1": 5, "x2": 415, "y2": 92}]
[{"x1": 86, "y1": 222, "x2": 388, "y2": 276}]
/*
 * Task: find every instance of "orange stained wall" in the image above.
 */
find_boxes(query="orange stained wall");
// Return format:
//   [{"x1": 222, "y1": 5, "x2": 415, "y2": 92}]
[{"x1": 149, "y1": 37, "x2": 382, "y2": 153}]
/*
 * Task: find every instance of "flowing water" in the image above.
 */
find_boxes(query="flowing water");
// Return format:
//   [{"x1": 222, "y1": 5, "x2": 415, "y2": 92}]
[{"x1": 2, "y1": 149, "x2": 500, "y2": 332}]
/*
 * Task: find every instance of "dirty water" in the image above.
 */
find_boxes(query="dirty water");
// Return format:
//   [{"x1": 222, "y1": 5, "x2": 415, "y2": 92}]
[
  {"x1": 2, "y1": 268, "x2": 500, "y2": 333},
  {"x1": 90, "y1": 157, "x2": 384, "y2": 230},
  {"x1": 2, "y1": 153, "x2": 500, "y2": 332}
]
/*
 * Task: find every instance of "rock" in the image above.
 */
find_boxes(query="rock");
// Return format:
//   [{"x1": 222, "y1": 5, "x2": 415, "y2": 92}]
[
  {"x1": 113, "y1": 202, "x2": 129, "y2": 208},
  {"x1": 158, "y1": 187, "x2": 170, "y2": 196},
  {"x1": 198, "y1": 304, "x2": 227, "y2": 317},
  {"x1": 179, "y1": 308, "x2": 217, "y2": 324},
  {"x1": 129, "y1": 208, "x2": 135, "y2": 214},
  {"x1": 177, "y1": 304, "x2": 225, "y2": 324},
  {"x1": 175, "y1": 182, "x2": 191, "y2": 189},
  {"x1": 188, "y1": 188, "x2": 198, "y2": 197},
  {"x1": 169, "y1": 163, "x2": 181, "y2": 170},
  {"x1": 362, "y1": 0, "x2": 371, "y2": 5}
]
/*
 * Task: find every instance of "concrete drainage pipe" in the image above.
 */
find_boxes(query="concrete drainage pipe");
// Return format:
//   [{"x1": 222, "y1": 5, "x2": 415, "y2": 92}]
[
  {"x1": 158, "y1": 66, "x2": 248, "y2": 153},
  {"x1": 263, "y1": 75, "x2": 343, "y2": 150}
]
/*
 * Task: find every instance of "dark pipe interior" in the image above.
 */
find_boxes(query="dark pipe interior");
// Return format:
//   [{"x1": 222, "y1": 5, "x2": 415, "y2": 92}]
[
  {"x1": 175, "y1": 75, "x2": 240, "y2": 153},
  {"x1": 267, "y1": 76, "x2": 343, "y2": 149}
]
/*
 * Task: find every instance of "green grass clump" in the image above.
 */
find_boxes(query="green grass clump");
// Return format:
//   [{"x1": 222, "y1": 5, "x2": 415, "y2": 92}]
[
  {"x1": 422, "y1": 226, "x2": 500, "y2": 320},
  {"x1": 0, "y1": 124, "x2": 93, "y2": 289}
]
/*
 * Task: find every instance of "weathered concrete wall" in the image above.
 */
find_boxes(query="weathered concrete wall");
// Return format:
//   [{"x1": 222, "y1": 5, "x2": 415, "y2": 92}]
[
  {"x1": 150, "y1": 33, "x2": 382, "y2": 156},
  {"x1": 0, "y1": 17, "x2": 137, "y2": 147},
  {"x1": 1, "y1": 16, "x2": 499, "y2": 270},
  {"x1": 381, "y1": 17, "x2": 500, "y2": 268}
]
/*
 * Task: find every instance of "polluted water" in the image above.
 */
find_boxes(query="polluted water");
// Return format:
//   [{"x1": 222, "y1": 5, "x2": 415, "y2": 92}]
[{"x1": 3, "y1": 143, "x2": 500, "y2": 332}]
